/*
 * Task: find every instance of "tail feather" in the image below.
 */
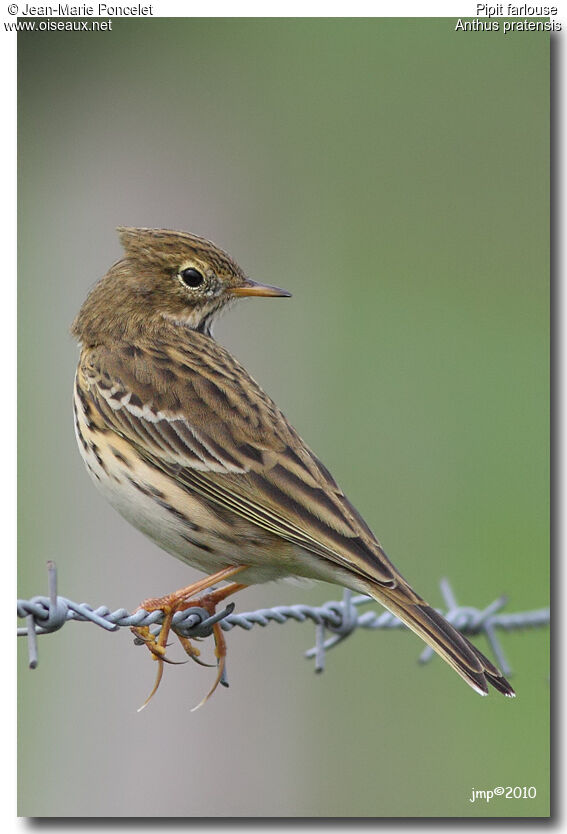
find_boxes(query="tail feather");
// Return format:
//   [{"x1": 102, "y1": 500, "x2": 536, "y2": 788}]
[{"x1": 368, "y1": 585, "x2": 515, "y2": 698}]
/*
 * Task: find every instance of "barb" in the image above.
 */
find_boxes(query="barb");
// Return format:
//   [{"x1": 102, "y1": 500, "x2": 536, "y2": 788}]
[{"x1": 18, "y1": 563, "x2": 549, "y2": 681}]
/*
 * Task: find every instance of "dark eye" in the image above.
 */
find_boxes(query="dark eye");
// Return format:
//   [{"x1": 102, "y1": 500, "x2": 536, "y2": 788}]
[{"x1": 179, "y1": 267, "x2": 204, "y2": 288}]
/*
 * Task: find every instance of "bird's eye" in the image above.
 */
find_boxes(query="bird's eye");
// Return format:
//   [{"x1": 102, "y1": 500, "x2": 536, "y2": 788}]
[{"x1": 179, "y1": 267, "x2": 204, "y2": 288}]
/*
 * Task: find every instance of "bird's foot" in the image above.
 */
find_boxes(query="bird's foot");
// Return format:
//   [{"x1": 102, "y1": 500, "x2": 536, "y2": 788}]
[{"x1": 130, "y1": 565, "x2": 248, "y2": 710}]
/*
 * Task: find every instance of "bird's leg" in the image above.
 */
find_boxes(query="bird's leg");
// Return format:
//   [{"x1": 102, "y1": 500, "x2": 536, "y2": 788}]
[
  {"x1": 131, "y1": 566, "x2": 248, "y2": 710},
  {"x1": 176, "y1": 581, "x2": 248, "y2": 661},
  {"x1": 176, "y1": 582, "x2": 248, "y2": 711},
  {"x1": 132, "y1": 565, "x2": 247, "y2": 658}
]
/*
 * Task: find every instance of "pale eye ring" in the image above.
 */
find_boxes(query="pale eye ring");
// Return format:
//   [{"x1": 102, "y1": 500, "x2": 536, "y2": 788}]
[{"x1": 179, "y1": 267, "x2": 204, "y2": 288}]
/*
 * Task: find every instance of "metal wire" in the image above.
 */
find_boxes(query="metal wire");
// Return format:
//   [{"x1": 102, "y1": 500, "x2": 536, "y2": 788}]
[{"x1": 17, "y1": 561, "x2": 549, "y2": 678}]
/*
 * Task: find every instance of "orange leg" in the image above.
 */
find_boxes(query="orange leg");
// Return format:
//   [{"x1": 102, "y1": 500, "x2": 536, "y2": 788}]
[
  {"x1": 174, "y1": 581, "x2": 249, "y2": 670},
  {"x1": 183, "y1": 582, "x2": 248, "y2": 711},
  {"x1": 131, "y1": 566, "x2": 248, "y2": 710}
]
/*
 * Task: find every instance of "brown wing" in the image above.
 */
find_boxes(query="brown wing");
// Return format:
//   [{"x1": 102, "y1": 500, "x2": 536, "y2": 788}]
[{"x1": 78, "y1": 331, "x2": 401, "y2": 589}]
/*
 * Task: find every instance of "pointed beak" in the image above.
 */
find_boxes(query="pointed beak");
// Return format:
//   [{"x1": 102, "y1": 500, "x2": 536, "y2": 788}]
[{"x1": 229, "y1": 279, "x2": 292, "y2": 298}]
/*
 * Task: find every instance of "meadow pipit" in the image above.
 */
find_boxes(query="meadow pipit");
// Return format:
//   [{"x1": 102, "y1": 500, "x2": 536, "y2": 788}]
[{"x1": 72, "y1": 227, "x2": 514, "y2": 707}]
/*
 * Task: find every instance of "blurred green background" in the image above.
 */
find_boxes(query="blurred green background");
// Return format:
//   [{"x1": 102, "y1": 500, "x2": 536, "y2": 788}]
[{"x1": 18, "y1": 19, "x2": 549, "y2": 817}]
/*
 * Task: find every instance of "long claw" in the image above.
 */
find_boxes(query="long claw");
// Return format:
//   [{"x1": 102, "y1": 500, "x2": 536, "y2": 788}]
[
  {"x1": 190, "y1": 622, "x2": 227, "y2": 711},
  {"x1": 190, "y1": 657, "x2": 226, "y2": 712},
  {"x1": 177, "y1": 635, "x2": 215, "y2": 667},
  {"x1": 188, "y1": 655, "x2": 215, "y2": 668},
  {"x1": 132, "y1": 628, "x2": 182, "y2": 665},
  {"x1": 137, "y1": 659, "x2": 165, "y2": 712}
]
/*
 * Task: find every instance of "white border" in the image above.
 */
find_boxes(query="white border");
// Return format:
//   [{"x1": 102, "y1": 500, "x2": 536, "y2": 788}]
[{"x1": 3, "y1": 4, "x2": 560, "y2": 830}]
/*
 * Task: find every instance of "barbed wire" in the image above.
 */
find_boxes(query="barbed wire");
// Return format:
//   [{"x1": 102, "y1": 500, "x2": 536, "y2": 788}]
[{"x1": 18, "y1": 561, "x2": 549, "y2": 680}]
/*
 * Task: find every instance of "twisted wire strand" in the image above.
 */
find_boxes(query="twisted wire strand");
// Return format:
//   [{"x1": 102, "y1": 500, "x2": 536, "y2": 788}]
[{"x1": 17, "y1": 562, "x2": 549, "y2": 676}]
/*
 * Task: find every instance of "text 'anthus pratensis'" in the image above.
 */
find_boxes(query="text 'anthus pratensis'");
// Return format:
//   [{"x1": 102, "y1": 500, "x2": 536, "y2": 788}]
[{"x1": 72, "y1": 227, "x2": 515, "y2": 708}]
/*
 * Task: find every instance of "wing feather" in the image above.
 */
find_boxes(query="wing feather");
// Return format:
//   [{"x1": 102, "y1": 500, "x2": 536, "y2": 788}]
[{"x1": 79, "y1": 335, "x2": 398, "y2": 587}]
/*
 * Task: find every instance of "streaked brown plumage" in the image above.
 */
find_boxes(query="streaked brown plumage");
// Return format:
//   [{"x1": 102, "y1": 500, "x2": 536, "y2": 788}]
[{"x1": 72, "y1": 227, "x2": 515, "y2": 705}]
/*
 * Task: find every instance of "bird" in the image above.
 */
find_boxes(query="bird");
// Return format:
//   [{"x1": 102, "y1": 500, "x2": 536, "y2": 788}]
[{"x1": 71, "y1": 226, "x2": 515, "y2": 708}]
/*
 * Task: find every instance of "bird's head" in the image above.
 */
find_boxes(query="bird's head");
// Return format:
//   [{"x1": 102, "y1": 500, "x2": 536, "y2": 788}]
[{"x1": 72, "y1": 227, "x2": 291, "y2": 345}]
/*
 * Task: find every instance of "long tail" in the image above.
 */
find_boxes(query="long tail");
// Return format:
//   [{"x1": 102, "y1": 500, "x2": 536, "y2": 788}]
[{"x1": 367, "y1": 582, "x2": 515, "y2": 697}]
